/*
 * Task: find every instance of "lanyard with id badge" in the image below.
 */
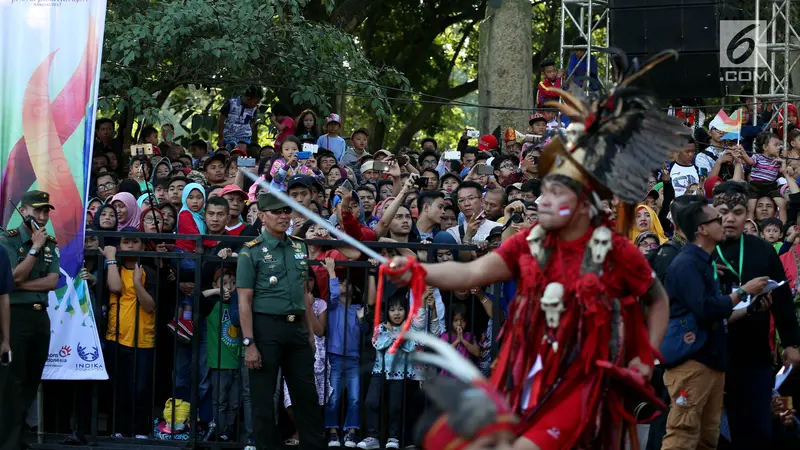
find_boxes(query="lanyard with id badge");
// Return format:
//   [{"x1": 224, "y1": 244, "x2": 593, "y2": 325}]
[{"x1": 716, "y1": 236, "x2": 744, "y2": 295}]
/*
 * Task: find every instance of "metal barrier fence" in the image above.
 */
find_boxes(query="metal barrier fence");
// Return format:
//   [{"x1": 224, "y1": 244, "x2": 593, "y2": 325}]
[{"x1": 29, "y1": 230, "x2": 505, "y2": 448}]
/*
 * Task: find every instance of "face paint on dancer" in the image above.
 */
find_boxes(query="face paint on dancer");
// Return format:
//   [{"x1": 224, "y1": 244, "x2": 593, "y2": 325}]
[{"x1": 536, "y1": 177, "x2": 583, "y2": 231}]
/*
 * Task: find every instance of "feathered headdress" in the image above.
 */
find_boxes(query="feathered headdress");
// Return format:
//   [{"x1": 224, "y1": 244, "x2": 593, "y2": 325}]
[
  {"x1": 539, "y1": 49, "x2": 690, "y2": 204},
  {"x1": 407, "y1": 331, "x2": 518, "y2": 449}
]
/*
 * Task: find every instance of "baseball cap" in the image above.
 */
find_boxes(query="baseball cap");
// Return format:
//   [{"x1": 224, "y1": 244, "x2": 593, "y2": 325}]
[
  {"x1": 257, "y1": 193, "x2": 289, "y2": 212},
  {"x1": 20, "y1": 190, "x2": 55, "y2": 210},
  {"x1": 351, "y1": 128, "x2": 369, "y2": 139},
  {"x1": 360, "y1": 160, "x2": 377, "y2": 174},
  {"x1": 219, "y1": 184, "x2": 248, "y2": 199},
  {"x1": 373, "y1": 149, "x2": 393, "y2": 160},
  {"x1": 478, "y1": 134, "x2": 499, "y2": 152},
  {"x1": 326, "y1": 113, "x2": 341, "y2": 124},
  {"x1": 205, "y1": 152, "x2": 227, "y2": 168},
  {"x1": 287, "y1": 175, "x2": 315, "y2": 191},
  {"x1": 529, "y1": 112, "x2": 547, "y2": 124},
  {"x1": 505, "y1": 182, "x2": 523, "y2": 195},
  {"x1": 440, "y1": 172, "x2": 462, "y2": 186},
  {"x1": 230, "y1": 148, "x2": 247, "y2": 158}
]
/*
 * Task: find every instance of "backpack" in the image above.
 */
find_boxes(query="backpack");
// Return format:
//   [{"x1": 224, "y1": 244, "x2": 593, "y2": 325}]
[{"x1": 647, "y1": 240, "x2": 682, "y2": 284}]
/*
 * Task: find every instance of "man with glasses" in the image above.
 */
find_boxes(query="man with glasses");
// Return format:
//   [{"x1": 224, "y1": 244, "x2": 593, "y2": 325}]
[
  {"x1": 662, "y1": 195, "x2": 769, "y2": 450},
  {"x1": 445, "y1": 181, "x2": 501, "y2": 261},
  {"x1": 237, "y1": 193, "x2": 324, "y2": 450},
  {"x1": 95, "y1": 172, "x2": 119, "y2": 202}
]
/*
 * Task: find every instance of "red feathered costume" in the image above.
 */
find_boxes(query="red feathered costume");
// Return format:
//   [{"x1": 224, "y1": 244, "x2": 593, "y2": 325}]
[{"x1": 489, "y1": 224, "x2": 659, "y2": 449}]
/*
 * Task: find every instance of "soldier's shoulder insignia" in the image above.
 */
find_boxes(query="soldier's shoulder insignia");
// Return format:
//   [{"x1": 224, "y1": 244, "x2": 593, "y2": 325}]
[
  {"x1": 244, "y1": 239, "x2": 260, "y2": 248},
  {"x1": 289, "y1": 236, "x2": 305, "y2": 243},
  {"x1": 5, "y1": 229, "x2": 18, "y2": 237},
  {"x1": 46, "y1": 235, "x2": 57, "y2": 244}
]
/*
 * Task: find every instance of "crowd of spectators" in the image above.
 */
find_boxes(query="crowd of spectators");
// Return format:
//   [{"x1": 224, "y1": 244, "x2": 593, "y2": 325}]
[{"x1": 78, "y1": 86, "x2": 800, "y2": 450}]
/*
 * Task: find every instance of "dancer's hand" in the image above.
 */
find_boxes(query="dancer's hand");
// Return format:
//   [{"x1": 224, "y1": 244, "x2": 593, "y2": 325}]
[{"x1": 627, "y1": 356, "x2": 652, "y2": 381}]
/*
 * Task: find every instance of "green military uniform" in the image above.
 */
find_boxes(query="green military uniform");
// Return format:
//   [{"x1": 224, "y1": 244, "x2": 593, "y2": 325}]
[
  {"x1": 237, "y1": 193, "x2": 324, "y2": 449},
  {"x1": 0, "y1": 191, "x2": 59, "y2": 450}
]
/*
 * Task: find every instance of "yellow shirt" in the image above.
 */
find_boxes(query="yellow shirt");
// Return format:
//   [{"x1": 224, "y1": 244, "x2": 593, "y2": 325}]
[{"x1": 107, "y1": 266, "x2": 156, "y2": 348}]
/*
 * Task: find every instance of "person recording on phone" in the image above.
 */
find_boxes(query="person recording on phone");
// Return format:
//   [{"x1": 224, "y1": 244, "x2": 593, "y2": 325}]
[{"x1": 0, "y1": 191, "x2": 60, "y2": 449}]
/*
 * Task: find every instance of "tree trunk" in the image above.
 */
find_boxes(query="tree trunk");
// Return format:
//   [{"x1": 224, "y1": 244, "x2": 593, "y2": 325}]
[
  {"x1": 370, "y1": 117, "x2": 388, "y2": 151},
  {"x1": 478, "y1": 0, "x2": 534, "y2": 136}
]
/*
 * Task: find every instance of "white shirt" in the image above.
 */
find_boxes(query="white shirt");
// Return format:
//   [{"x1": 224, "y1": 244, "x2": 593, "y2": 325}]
[
  {"x1": 446, "y1": 219, "x2": 502, "y2": 244},
  {"x1": 694, "y1": 145, "x2": 724, "y2": 176},
  {"x1": 670, "y1": 163, "x2": 700, "y2": 197}
]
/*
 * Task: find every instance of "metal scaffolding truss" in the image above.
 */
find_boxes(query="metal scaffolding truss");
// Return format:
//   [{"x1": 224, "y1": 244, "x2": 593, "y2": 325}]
[
  {"x1": 751, "y1": 0, "x2": 800, "y2": 140},
  {"x1": 558, "y1": 0, "x2": 609, "y2": 93}
]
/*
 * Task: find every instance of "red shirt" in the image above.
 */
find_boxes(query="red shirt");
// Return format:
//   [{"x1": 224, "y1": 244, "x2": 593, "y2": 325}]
[
  {"x1": 225, "y1": 222, "x2": 246, "y2": 236},
  {"x1": 536, "y1": 77, "x2": 562, "y2": 107},
  {"x1": 310, "y1": 249, "x2": 350, "y2": 300}
]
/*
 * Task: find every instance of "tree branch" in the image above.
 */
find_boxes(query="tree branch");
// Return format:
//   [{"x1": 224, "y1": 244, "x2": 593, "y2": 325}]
[{"x1": 394, "y1": 79, "x2": 478, "y2": 149}]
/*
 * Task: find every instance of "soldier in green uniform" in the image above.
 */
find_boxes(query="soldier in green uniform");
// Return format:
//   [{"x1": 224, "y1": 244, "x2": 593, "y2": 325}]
[
  {"x1": 237, "y1": 193, "x2": 324, "y2": 450},
  {"x1": 0, "y1": 191, "x2": 60, "y2": 450}
]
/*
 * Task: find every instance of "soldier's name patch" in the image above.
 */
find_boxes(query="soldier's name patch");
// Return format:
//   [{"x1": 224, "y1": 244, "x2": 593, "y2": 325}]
[{"x1": 294, "y1": 253, "x2": 306, "y2": 260}]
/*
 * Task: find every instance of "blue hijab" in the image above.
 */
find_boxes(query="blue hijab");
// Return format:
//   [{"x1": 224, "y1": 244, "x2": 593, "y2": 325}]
[{"x1": 179, "y1": 183, "x2": 207, "y2": 234}]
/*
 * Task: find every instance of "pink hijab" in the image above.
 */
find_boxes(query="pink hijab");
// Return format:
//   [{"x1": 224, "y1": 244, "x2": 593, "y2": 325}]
[{"x1": 109, "y1": 192, "x2": 141, "y2": 230}]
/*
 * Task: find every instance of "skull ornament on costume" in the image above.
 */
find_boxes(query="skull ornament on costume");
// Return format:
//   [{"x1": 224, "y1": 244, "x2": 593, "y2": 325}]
[
  {"x1": 564, "y1": 122, "x2": 585, "y2": 150},
  {"x1": 540, "y1": 282, "x2": 565, "y2": 330},
  {"x1": 527, "y1": 224, "x2": 546, "y2": 262},
  {"x1": 589, "y1": 226, "x2": 612, "y2": 265}
]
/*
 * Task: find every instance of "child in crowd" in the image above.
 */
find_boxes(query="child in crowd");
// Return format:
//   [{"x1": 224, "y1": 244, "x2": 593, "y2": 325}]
[
  {"x1": 269, "y1": 136, "x2": 316, "y2": 192},
  {"x1": 205, "y1": 269, "x2": 241, "y2": 441},
  {"x1": 281, "y1": 269, "x2": 330, "y2": 446},
  {"x1": 325, "y1": 257, "x2": 370, "y2": 447},
  {"x1": 784, "y1": 129, "x2": 800, "y2": 175},
  {"x1": 440, "y1": 303, "x2": 480, "y2": 364},
  {"x1": 357, "y1": 294, "x2": 416, "y2": 450},
  {"x1": 128, "y1": 155, "x2": 154, "y2": 194},
  {"x1": 528, "y1": 112, "x2": 548, "y2": 136},
  {"x1": 340, "y1": 128, "x2": 370, "y2": 169},
  {"x1": 536, "y1": 58, "x2": 563, "y2": 108},
  {"x1": 761, "y1": 218, "x2": 785, "y2": 253},
  {"x1": 294, "y1": 109, "x2": 320, "y2": 142},
  {"x1": 745, "y1": 219, "x2": 760, "y2": 236},
  {"x1": 102, "y1": 229, "x2": 157, "y2": 439},
  {"x1": 317, "y1": 114, "x2": 346, "y2": 162},
  {"x1": 271, "y1": 103, "x2": 295, "y2": 147},
  {"x1": 169, "y1": 182, "x2": 207, "y2": 341},
  {"x1": 742, "y1": 132, "x2": 788, "y2": 222}
]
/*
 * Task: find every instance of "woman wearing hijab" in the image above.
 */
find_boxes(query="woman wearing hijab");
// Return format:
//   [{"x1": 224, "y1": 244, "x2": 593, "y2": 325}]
[
  {"x1": 151, "y1": 159, "x2": 173, "y2": 184},
  {"x1": 629, "y1": 204, "x2": 668, "y2": 244},
  {"x1": 137, "y1": 193, "x2": 155, "y2": 210},
  {"x1": 109, "y1": 192, "x2": 142, "y2": 230}
]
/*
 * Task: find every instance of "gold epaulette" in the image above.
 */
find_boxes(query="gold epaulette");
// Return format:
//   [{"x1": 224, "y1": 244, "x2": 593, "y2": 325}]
[{"x1": 244, "y1": 239, "x2": 260, "y2": 248}]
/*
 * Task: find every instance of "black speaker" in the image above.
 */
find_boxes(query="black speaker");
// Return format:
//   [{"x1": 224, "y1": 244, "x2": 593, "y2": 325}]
[{"x1": 609, "y1": 0, "x2": 743, "y2": 98}]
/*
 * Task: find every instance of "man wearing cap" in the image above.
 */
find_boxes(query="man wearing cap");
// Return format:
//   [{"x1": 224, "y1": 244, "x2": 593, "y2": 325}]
[
  {"x1": 0, "y1": 190, "x2": 60, "y2": 448},
  {"x1": 220, "y1": 184, "x2": 249, "y2": 236},
  {"x1": 237, "y1": 193, "x2": 324, "y2": 450},
  {"x1": 205, "y1": 153, "x2": 228, "y2": 186},
  {"x1": 316, "y1": 114, "x2": 346, "y2": 162},
  {"x1": 477, "y1": 134, "x2": 498, "y2": 153}
]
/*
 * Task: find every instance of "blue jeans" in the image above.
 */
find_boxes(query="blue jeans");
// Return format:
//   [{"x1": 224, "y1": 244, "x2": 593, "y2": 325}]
[
  {"x1": 325, "y1": 354, "x2": 360, "y2": 431},
  {"x1": 174, "y1": 321, "x2": 211, "y2": 423}
]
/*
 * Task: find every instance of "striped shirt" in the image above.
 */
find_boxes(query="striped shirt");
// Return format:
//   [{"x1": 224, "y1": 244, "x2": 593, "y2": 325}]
[{"x1": 751, "y1": 154, "x2": 781, "y2": 183}]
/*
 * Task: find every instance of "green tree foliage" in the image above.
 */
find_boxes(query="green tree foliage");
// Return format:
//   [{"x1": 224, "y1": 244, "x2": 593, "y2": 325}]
[{"x1": 99, "y1": 0, "x2": 407, "y2": 144}]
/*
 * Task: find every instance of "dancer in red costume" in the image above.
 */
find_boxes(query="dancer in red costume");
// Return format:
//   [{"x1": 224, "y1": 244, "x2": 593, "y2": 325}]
[{"x1": 388, "y1": 51, "x2": 689, "y2": 450}]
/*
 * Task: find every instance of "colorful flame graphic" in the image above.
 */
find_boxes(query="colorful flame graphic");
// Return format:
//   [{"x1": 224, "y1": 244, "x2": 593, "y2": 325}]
[{"x1": 0, "y1": 16, "x2": 99, "y2": 280}]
